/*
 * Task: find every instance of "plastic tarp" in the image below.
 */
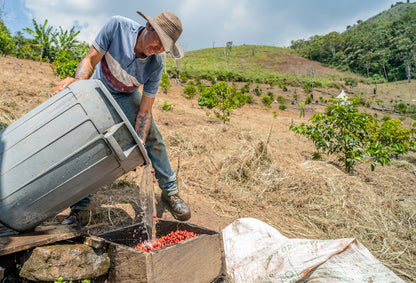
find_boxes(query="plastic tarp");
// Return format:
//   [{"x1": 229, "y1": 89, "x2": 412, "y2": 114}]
[{"x1": 222, "y1": 218, "x2": 404, "y2": 282}]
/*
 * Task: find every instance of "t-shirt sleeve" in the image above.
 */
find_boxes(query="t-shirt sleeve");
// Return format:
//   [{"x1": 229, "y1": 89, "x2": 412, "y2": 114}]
[
  {"x1": 142, "y1": 62, "x2": 163, "y2": 97},
  {"x1": 92, "y1": 16, "x2": 121, "y2": 54}
]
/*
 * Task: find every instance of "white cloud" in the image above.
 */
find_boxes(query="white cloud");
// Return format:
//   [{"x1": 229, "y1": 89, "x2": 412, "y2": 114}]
[{"x1": 11, "y1": 0, "x2": 397, "y2": 50}]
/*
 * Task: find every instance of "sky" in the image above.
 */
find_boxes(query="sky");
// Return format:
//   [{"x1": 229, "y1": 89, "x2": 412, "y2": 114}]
[{"x1": 1, "y1": 0, "x2": 402, "y2": 52}]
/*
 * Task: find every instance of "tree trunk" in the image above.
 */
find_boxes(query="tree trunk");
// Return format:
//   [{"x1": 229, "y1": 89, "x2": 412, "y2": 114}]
[
  {"x1": 406, "y1": 63, "x2": 411, "y2": 83},
  {"x1": 383, "y1": 63, "x2": 388, "y2": 82}
]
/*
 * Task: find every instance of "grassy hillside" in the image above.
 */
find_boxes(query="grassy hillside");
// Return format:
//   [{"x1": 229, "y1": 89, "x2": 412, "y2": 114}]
[{"x1": 164, "y1": 45, "x2": 361, "y2": 90}]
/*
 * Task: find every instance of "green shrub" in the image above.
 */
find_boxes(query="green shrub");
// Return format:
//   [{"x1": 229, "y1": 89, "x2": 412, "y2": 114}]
[
  {"x1": 161, "y1": 101, "x2": 173, "y2": 111},
  {"x1": 53, "y1": 60, "x2": 79, "y2": 78},
  {"x1": 15, "y1": 44, "x2": 36, "y2": 60},
  {"x1": 344, "y1": 77, "x2": 358, "y2": 88},
  {"x1": 240, "y1": 83, "x2": 250, "y2": 94},
  {"x1": 276, "y1": 95, "x2": 287, "y2": 105},
  {"x1": 198, "y1": 81, "x2": 247, "y2": 122},
  {"x1": 382, "y1": 115, "x2": 391, "y2": 121},
  {"x1": 245, "y1": 94, "x2": 254, "y2": 104},
  {"x1": 290, "y1": 98, "x2": 415, "y2": 173},
  {"x1": 396, "y1": 103, "x2": 407, "y2": 113},
  {"x1": 180, "y1": 74, "x2": 188, "y2": 84},
  {"x1": 160, "y1": 73, "x2": 170, "y2": 93},
  {"x1": 261, "y1": 96, "x2": 273, "y2": 107},
  {"x1": 52, "y1": 50, "x2": 79, "y2": 78},
  {"x1": 303, "y1": 83, "x2": 312, "y2": 94},
  {"x1": 253, "y1": 85, "x2": 262, "y2": 96},
  {"x1": 183, "y1": 84, "x2": 197, "y2": 100},
  {"x1": 305, "y1": 96, "x2": 312, "y2": 104},
  {"x1": 0, "y1": 24, "x2": 14, "y2": 56},
  {"x1": 279, "y1": 104, "x2": 287, "y2": 110}
]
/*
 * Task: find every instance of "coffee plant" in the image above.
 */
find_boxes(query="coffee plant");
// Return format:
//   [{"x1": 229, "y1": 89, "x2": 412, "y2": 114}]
[
  {"x1": 183, "y1": 83, "x2": 197, "y2": 100},
  {"x1": 261, "y1": 95, "x2": 273, "y2": 107},
  {"x1": 161, "y1": 101, "x2": 173, "y2": 111},
  {"x1": 198, "y1": 81, "x2": 248, "y2": 122},
  {"x1": 290, "y1": 97, "x2": 415, "y2": 173},
  {"x1": 160, "y1": 73, "x2": 170, "y2": 94}
]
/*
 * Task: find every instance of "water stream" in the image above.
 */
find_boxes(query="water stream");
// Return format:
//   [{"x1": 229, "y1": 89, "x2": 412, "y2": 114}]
[{"x1": 139, "y1": 166, "x2": 157, "y2": 244}]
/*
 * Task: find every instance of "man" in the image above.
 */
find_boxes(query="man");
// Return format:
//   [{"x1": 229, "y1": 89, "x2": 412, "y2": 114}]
[{"x1": 54, "y1": 11, "x2": 191, "y2": 224}]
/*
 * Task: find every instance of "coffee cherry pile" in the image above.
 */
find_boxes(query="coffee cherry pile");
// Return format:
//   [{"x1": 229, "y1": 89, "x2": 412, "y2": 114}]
[{"x1": 134, "y1": 230, "x2": 199, "y2": 252}]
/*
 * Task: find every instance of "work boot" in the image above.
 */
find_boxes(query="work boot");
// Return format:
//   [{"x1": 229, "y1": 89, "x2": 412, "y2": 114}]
[
  {"x1": 61, "y1": 209, "x2": 90, "y2": 226},
  {"x1": 161, "y1": 192, "x2": 191, "y2": 221}
]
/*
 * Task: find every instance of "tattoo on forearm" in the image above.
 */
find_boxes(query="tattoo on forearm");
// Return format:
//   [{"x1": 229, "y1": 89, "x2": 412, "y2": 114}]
[
  {"x1": 136, "y1": 113, "x2": 152, "y2": 142},
  {"x1": 75, "y1": 48, "x2": 95, "y2": 79},
  {"x1": 75, "y1": 61, "x2": 88, "y2": 79}
]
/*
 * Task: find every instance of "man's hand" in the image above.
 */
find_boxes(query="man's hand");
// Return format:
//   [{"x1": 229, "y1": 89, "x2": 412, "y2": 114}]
[{"x1": 53, "y1": 77, "x2": 78, "y2": 95}]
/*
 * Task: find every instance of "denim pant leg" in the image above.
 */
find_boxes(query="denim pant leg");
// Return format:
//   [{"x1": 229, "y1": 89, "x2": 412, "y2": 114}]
[
  {"x1": 70, "y1": 195, "x2": 92, "y2": 210},
  {"x1": 112, "y1": 91, "x2": 178, "y2": 196}
]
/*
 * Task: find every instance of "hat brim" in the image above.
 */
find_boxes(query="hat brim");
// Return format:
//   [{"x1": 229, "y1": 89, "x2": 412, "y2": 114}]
[{"x1": 137, "y1": 11, "x2": 184, "y2": 59}]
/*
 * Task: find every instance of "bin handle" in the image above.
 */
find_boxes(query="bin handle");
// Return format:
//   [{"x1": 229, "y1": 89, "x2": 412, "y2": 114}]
[{"x1": 104, "y1": 123, "x2": 130, "y2": 161}]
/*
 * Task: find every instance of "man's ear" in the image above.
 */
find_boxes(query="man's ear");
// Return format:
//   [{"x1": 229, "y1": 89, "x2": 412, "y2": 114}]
[{"x1": 145, "y1": 22, "x2": 152, "y2": 30}]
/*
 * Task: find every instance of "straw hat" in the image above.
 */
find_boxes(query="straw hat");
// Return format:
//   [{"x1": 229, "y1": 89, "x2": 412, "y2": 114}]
[{"x1": 137, "y1": 11, "x2": 184, "y2": 59}]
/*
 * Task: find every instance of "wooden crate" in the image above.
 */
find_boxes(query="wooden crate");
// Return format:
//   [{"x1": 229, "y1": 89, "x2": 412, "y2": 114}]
[{"x1": 99, "y1": 220, "x2": 226, "y2": 283}]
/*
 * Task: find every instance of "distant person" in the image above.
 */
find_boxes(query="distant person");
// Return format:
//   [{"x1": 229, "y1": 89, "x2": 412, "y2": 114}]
[{"x1": 54, "y1": 11, "x2": 191, "y2": 224}]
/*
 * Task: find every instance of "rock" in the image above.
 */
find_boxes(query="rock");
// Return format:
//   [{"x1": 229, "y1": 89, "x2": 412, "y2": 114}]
[{"x1": 19, "y1": 244, "x2": 110, "y2": 281}]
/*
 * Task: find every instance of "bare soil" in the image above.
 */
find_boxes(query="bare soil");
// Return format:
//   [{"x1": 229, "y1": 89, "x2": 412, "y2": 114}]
[{"x1": 0, "y1": 55, "x2": 415, "y2": 282}]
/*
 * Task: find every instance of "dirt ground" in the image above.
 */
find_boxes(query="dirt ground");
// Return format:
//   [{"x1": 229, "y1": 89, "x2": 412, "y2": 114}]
[{"x1": 0, "y1": 56, "x2": 415, "y2": 281}]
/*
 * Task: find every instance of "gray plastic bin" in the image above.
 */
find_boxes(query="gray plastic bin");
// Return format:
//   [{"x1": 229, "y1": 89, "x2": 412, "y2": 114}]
[{"x1": 0, "y1": 80, "x2": 150, "y2": 232}]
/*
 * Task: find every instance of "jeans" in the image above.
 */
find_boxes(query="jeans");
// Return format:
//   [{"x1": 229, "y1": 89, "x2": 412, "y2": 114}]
[{"x1": 71, "y1": 89, "x2": 178, "y2": 211}]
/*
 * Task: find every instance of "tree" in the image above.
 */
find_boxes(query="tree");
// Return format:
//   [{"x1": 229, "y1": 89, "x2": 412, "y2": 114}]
[
  {"x1": 13, "y1": 31, "x2": 36, "y2": 59},
  {"x1": 0, "y1": 19, "x2": 14, "y2": 55},
  {"x1": 53, "y1": 26, "x2": 80, "y2": 51},
  {"x1": 23, "y1": 19, "x2": 56, "y2": 62}
]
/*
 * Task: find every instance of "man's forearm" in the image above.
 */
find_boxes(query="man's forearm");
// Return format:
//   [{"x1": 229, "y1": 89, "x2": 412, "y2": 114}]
[
  {"x1": 136, "y1": 112, "x2": 152, "y2": 143},
  {"x1": 75, "y1": 49, "x2": 96, "y2": 80}
]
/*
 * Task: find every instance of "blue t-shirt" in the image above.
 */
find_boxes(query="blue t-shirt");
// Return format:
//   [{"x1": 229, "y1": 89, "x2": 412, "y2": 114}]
[{"x1": 91, "y1": 16, "x2": 163, "y2": 97}]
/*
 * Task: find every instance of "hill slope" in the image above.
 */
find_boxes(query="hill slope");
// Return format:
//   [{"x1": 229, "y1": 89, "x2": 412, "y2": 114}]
[{"x1": 0, "y1": 56, "x2": 415, "y2": 282}]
